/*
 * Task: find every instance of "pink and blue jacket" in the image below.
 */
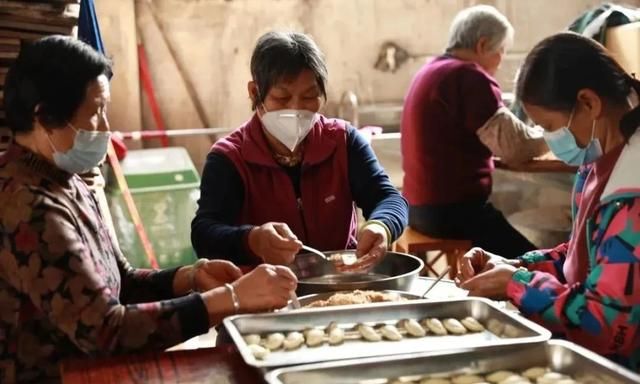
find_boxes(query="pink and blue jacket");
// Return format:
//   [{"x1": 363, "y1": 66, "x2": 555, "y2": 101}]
[{"x1": 507, "y1": 130, "x2": 640, "y2": 370}]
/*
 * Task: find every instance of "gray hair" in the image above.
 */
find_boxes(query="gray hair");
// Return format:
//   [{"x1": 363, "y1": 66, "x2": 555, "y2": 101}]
[
  {"x1": 446, "y1": 5, "x2": 514, "y2": 53},
  {"x1": 250, "y1": 31, "x2": 328, "y2": 110}
]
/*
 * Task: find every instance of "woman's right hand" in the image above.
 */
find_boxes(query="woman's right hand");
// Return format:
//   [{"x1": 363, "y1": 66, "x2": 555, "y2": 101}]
[
  {"x1": 457, "y1": 247, "x2": 513, "y2": 284},
  {"x1": 248, "y1": 222, "x2": 302, "y2": 265},
  {"x1": 233, "y1": 264, "x2": 298, "y2": 312}
]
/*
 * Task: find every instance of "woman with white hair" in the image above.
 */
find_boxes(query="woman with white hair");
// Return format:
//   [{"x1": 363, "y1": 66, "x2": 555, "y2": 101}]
[{"x1": 401, "y1": 5, "x2": 548, "y2": 258}]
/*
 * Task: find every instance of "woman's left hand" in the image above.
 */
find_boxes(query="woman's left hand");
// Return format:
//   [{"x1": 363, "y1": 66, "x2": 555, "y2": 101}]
[
  {"x1": 343, "y1": 223, "x2": 388, "y2": 271},
  {"x1": 194, "y1": 260, "x2": 243, "y2": 292},
  {"x1": 458, "y1": 263, "x2": 517, "y2": 300}
]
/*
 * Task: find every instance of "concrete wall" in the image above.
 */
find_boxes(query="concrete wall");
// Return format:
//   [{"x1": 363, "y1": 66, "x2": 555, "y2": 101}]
[
  {"x1": 98, "y1": 0, "x2": 640, "y2": 168},
  {"x1": 131, "y1": 0, "x2": 635, "y2": 129}
]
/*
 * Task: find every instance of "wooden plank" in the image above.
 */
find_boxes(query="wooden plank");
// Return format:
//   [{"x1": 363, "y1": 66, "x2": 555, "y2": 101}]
[
  {"x1": 0, "y1": 13, "x2": 78, "y2": 28},
  {"x1": 0, "y1": 20, "x2": 74, "y2": 35},
  {"x1": 0, "y1": 4, "x2": 79, "y2": 19},
  {"x1": 0, "y1": 52, "x2": 18, "y2": 60},
  {"x1": 0, "y1": 37, "x2": 20, "y2": 46},
  {"x1": 0, "y1": 2, "x2": 67, "y2": 13},
  {"x1": 0, "y1": 28, "x2": 47, "y2": 40}
]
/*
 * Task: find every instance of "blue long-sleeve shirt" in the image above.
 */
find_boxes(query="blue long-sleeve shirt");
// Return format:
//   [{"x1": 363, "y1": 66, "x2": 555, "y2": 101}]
[{"x1": 191, "y1": 126, "x2": 408, "y2": 264}]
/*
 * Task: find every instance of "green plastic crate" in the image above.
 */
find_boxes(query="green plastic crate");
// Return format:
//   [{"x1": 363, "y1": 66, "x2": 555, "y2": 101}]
[{"x1": 107, "y1": 147, "x2": 200, "y2": 268}]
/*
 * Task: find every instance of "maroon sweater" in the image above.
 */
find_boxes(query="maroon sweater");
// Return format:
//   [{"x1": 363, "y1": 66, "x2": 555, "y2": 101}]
[{"x1": 401, "y1": 55, "x2": 502, "y2": 206}]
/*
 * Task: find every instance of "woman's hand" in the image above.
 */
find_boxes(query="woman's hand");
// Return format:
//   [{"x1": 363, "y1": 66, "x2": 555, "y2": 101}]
[
  {"x1": 194, "y1": 260, "x2": 243, "y2": 292},
  {"x1": 343, "y1": 222, "x2": 389, "y2": 271},
  {"x1": 173, "y1": 259, "x2": 243, "y2": 296},
  {"x1": 248, "y1": 222, "x2": 302, "y2": 265},
  {"x1": 459, "y1": 263, "x2": 518, "y2": 300},
  {"x1": 457, "y1": 247, "x2": 519, "y2": 284},
  {"x1": 232, "y1": 264, "x2": 298, "y2": 312}
]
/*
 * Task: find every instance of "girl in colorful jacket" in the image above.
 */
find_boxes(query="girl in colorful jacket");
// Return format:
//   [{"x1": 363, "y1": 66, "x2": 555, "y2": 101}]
[{"x1": 458, "y1": 32, "x2": 640, "y2": 370}]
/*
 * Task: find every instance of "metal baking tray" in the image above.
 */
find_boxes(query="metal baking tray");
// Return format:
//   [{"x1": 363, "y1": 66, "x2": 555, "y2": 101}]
[
  {"x1": 265, "y1": 339, "x2": 640, "y2": 384},
  {"x1": 223, "y1": 297, "x2": 551, "y2": 368}
]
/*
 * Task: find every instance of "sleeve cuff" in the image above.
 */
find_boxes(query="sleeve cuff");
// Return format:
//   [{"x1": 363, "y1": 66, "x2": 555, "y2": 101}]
[
  {"x1": 364, "y1": 220, "x2": 393, "y2": 247},
  {"x1": 173, "y1": 293, "x2": 210, "y2": 340},
  {"x1": 519, "y1": 250, "x2": 546, "y2": 266},
  {"x1": 506, "y1": 268, "x2": 534, "y2": 303},
  {"x1": 153, "y1": 266, "x2": 182, "y2": 299},
  {"x1": 241, "y1": 225, "x2": 260, "y2": 264}
]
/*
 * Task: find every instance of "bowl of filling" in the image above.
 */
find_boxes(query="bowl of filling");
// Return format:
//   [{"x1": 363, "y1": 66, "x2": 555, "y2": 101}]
[
  {"x1": 289, "y1": 289, "x2": 422, "y2": 309},
  {"x1": 290, "y1": 250, "x2": 424, "y2": 295}
]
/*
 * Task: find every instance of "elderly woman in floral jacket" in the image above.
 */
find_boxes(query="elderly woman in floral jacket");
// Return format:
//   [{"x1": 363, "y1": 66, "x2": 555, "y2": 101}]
[
  {"x1": 458, "y1": 33, "x2": 640, "y2": 371},
  {"x1": 0, "y1": 36, "x2": 297, "y2": 383}
]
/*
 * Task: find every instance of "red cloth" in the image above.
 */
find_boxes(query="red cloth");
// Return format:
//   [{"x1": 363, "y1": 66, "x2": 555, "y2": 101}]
[
  {"x1": 212, "y1": 114, "x2": 357, "y2": 264},
  {"x1": 401, "y1": 56, "x2": 502, "y2": 205}
]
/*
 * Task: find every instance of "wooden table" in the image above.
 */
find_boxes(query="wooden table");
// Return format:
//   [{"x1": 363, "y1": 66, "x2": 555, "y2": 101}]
[
  {"x1": 493, "y1": 154, "x2": 578, "y2": 174},
  {"x1": 61, "y1": 344, "x2": 265, "y2": 384}
]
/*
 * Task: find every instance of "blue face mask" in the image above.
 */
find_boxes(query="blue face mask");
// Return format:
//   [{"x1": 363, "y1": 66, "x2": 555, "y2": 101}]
[
  {"x1": 47, "y1": 123, "x2": 111, "y2": 174},
  {"x1": 542, "y1": 108, "x2": 603, "y2": 166}
]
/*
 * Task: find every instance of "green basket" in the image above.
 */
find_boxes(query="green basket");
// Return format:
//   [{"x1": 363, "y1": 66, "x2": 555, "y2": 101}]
[{"x1": 107, "y1": 147, "x2": 200, "y2": 268}]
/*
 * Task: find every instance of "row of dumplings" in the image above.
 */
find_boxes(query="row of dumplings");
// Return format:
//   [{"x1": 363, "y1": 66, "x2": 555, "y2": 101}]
[
  {"x1": 244, "y1": 316, "x2": 486, "y2": 360},
  {"x1": 379, "y1": 367, "x2": 581, "y2": 384}
]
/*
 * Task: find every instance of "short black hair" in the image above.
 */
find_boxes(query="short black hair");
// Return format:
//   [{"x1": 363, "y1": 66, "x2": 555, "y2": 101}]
[
  {"x1": 516, "y1": 32, "x2": 640, "y2": 140},
  {"x1": 4, "y1": 35, "x2": 112, "y2": 134},
  {"x1": 250, "y1": 31, "x2": 327, "y2": 110}
]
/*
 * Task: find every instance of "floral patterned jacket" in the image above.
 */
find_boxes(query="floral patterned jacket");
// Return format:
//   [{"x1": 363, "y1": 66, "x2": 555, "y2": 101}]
[
  {"x1": 0, "y1": 145, "x2": 209, "y2": 383},
  {"x1": 507, "y1": 131, "x2": 640, "y2": 371}
]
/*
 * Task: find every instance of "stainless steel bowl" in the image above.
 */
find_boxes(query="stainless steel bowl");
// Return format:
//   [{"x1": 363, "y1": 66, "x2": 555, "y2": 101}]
[{"x1": 290, "y1": 250, "x2": 423, "y2": 295}]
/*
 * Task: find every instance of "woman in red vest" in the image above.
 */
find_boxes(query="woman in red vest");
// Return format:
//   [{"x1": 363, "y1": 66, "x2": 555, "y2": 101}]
[{"x1": 192, "y1": 31, "x2": 408, "y2": 269}]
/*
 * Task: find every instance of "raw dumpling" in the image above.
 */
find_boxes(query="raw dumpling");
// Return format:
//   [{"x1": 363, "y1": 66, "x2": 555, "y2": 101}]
[
  {"x1": 485, "y1": 371, "x2": 516, "y2": 383},
  {"x1": 497, "y1": 375, "x2": 530, "y2": 384},
  {"x1": 486, "y1": 318, "x2": 506, "y2": 336},
  {"x1": 379, "y1": 324, "x2": 403, "y2": 341},
  {"x1": 537, "y1": 372, "x2": 568, "y2": 384},
  {"x1": 358, "y1": 324, "x2": 382, "y2": 341},
  {"x1": 422, "y1": 318, "x2": 448, "y2": 335},
  {"x1": 327, "y1": 322, "x2": 345, "y2": 345},
  {"x1": 248, "y1": 344, "x2": 270, "y2": 360},
  {"x1": 501, "y1": 324, "x2": 521, "y2": 338},
  {"x1": 400, "y1": 318, "x2": 426, "y2": 337},
  {"x1": 420, "y1": 378, "x2": 453, "y2": 384},
  {"x1": 520, "y1": 367, "x2": 547, "y2": 380},
  {"x1": 243, "y1": 334, "x2": 261, "y2": 345},
  {"x1": 460, "y1": 317, "x2": 485, "y2": 332},
  {"x1": 283, "y1": 331, "x2": 305, "y2": 350},
  {"x1": 451, "y1": 374, "x2": 486, "y2": 384},
  {"x1": 264, "y1": 332, "x2": 285, "y2": 350},
  {"x1": 304, "y1": 328, "x2": 325, "y2": 347},
  {"x1": 443, "y1": 318, "x2": 467, "y2": 335}
]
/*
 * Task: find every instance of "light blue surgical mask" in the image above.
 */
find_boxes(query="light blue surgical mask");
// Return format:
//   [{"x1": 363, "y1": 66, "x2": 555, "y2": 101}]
[
  {"x1": 47, "y1": 123, "x2": 111, "y2": 174},
  {"x1": 542, "y1": 108, "x2": 602, "y2": 166}
]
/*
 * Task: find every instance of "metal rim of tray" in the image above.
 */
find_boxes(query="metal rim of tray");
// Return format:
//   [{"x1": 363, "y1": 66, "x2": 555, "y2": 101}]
[
  {"x1": 264, "y1": 339, "x2": 640, "y2": 384},
  {"x1": 223, "y1": 297, "x2": 552, "y2": 369}
]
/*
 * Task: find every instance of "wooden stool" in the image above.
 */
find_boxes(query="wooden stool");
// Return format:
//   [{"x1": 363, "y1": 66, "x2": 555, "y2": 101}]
[{"x1": 393, "y1": 227, "x2": 472, "y2": 279}]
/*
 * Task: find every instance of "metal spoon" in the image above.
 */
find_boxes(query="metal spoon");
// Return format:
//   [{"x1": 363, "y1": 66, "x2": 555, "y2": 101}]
[
  {"x1": 421, "y1": 266, "x2": 451, "y2": 298},
  {"x1": 301, "y1": 244, "x2": 329, "y2": 260}
]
